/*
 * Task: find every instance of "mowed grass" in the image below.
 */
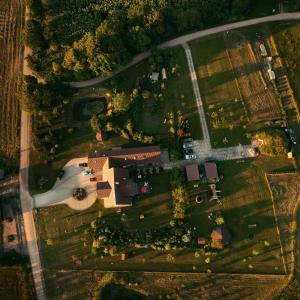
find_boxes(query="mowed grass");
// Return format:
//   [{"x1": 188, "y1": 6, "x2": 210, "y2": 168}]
[
  {"x1": 190, "y1": 36, "x2": 249, "y2": 147},
  {"x1": 37, "y1": 156, "x2": 295, "y2": 274}
]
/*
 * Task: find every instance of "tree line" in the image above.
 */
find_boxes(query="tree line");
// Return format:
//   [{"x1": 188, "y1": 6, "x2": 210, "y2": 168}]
[{"x1": 24, "y1": 0, "x2": 251, "y2": 81}]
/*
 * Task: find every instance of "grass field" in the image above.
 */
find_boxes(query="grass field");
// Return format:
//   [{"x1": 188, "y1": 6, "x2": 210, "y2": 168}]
[
  {"x1": 0, "y1": 266, "x2": 34, "y2": 300},
  {"x1": 190, "y1": 36, "x2": 249, "y2": 147},
  {"x1": 43, "y1": 269, "x2": 289, "y2": 300},
  {"x1": 36, "y1": 155, "x2": 295, "y2": 276},
  {"x1": 0, "y1": 0, "x2": 24, "y2": 169},
  {"x1": 267, "y1": 173, "x2": 300, "y2": 274}
]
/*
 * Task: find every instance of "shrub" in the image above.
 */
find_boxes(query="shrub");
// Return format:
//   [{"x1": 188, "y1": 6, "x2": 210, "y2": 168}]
[{"x1": 256, "y1": 130, "x2": 288, "y2": 156}]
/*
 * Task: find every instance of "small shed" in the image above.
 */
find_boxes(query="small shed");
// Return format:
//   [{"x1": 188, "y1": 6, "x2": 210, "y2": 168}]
[
  {"x1": 204, "y1": 162, "x2": 219, "y2": 183},
  {"x1": 288, "y1": 152, "x2": 293, "y2": 159},
  {"x1": 139, "y1": 213, "x2": 145, "y2": 220},
  {"x1": 197, "y1": 237, "x2": 206, "y2": 245},
  {"x1": 150, "y1": 72, "x2": 159, "y2": 82},
  {"x1": 120, "y1": 253, "x2": 127, "y2": 261},
  {"x1": 186, "y1": 164, "x2": 200, "y2": 182},
  {"x1": 96, "y1": 130, "x2": 103, "y2": 142},
  {"x1": 211, "y1": 227, "x2": 231, "y2": 249}
]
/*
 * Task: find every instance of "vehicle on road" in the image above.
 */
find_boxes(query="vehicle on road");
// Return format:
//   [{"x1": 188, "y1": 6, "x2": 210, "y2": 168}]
[
  {"x1": 83, "y1": 170, "x2": 93, "y2": 175},
  {"x1": 185, "y1": 153, "x2": 197, "y2": 160},
  {"x1": 79, "y1": 162, "x2": 88, "y2": 167},
  {"x1": 58, "y1": 170, "x2": 65, "y2": 180}
]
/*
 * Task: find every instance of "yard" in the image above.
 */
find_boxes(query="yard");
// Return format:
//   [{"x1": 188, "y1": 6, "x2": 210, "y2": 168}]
[
  {"x1": 190, "y1": 35, "x2": 250, "y2": 147},
  {"x1": 37, "y1": 155, "x2": 295, "y2": 275}
]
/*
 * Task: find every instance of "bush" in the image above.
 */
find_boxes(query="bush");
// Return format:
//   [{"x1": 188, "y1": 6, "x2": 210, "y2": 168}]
[
  {"x1": 256, "y1": 130, "x2": 288, "y2": 156},
  {"x1": 73, "y1": 188, "x2": 87, "y2": 200}
]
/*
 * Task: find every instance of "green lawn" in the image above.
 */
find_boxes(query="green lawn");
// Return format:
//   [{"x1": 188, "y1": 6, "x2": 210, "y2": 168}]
[
  {"x1": 190, "y1": 36, "x2": 249, "y2": 147},
  {"x1": 37, "y1": 155, "x2": 295, "y2": 275}
]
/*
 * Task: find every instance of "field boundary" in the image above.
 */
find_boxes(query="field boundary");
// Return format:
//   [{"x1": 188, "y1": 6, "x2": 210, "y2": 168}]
[{"x1": 265, "y1": 172, "x2": 300, "y2": 277}]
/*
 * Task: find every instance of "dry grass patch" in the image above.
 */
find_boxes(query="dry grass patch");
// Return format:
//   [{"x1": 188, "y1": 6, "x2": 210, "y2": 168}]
[{"x1": 267, "y1": 173, "x2": 300, "y2": 274}]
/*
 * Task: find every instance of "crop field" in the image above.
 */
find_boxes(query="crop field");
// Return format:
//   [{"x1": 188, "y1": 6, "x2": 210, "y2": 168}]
[
  {"x1": 0, "y1": 0, "x2": 23, "y2": 167},
  {"x1": 43, "y1": 269, "x2": 289, "y2": 300},
  {"x1": 267, "y1": 173, "x2": 300, "y2": 274}
]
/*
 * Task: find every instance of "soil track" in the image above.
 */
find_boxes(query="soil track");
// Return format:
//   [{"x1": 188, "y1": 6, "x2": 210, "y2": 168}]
[{"x1": 0, "y1": 0, "x2": 24, "y2": 162}]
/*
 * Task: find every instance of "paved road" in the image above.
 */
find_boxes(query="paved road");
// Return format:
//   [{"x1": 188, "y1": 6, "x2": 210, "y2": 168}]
[
  {"x1": 69, "y1": 13, "x2": 300, "y2": 88},
  {"x1": 182, "y1": 43, "x2": 211, "y2": 143},
  {"x1": 19, "y1": 5, "x2": 46, "y2": 300},
  {"x1": 34, "y1": 157, "x2": 97, "y2": 211}
]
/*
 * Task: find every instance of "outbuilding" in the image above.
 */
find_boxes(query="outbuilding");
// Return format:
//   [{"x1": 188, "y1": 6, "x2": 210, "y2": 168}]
[
  {"x1": 204, "y1": 162, "x2": 219, "y2": 183},
  {"x1": 185, "y1": 164, "x2": 200, "y2": 182}
]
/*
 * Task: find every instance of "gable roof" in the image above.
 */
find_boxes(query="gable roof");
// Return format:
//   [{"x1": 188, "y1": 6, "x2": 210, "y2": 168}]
[
  {"x1": 88, "y1": 146, "x2": 161, "y2": 171},
  {"x1": 185, "y1": 164, "x2": 200, "y2": 181},
  {"x1": 96, "y1": 181, "x2": 111, "y2": 198},
  {"x1": 204, "y1": 162, "x2": 218, "y2": 179}
]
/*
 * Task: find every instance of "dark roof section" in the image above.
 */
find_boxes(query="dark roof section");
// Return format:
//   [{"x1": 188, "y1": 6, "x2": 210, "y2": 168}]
[
  {"x1": 185, "y1": 164, "x2": 200, "y2": 181},
  {"x1": 88, "y1": 146, "x2": 161, "y2": 171},
  {"x1": 204, "y1": 162, "x2": 218, "y2": 179},
  {"x1": 114, "y1": 168, "x2": 136, "y2": 205}
]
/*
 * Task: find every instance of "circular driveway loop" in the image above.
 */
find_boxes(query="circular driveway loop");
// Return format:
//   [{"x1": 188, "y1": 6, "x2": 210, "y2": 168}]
[{"x1": 34, "y1": 157, "x2": 98, "y2": 210}]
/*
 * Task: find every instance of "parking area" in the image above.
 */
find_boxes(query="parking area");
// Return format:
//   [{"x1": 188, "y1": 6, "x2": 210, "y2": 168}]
[{"x1": 34, "y1": 157, "x2": 98, "y2": 210}]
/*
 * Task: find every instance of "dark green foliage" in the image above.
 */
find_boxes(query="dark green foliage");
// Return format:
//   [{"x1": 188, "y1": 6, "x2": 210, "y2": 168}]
[
  {"x1": 170, "y1": 168, "x2": 186, "y2": 188},
  {"x1": 26, "y1": 0, "x2": 253, "y2": 80},
  {"x1": 73, "y1": 188, "x2": 87, "y2": 200},
  {"x1": 23, "y1": 19, "x2": 46, "y2": 50}
]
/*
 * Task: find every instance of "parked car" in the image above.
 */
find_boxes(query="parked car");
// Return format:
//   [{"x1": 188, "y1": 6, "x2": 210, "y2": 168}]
[
  {"x1": 183, "y1": 138, "x2": 193, "y2": 149},
  {"x1": 7, "y1": 235, "x2": 15, "y2": 242},
  {"x1": 185, "y1": 153, "x2": 197, "y2": 160},
  {"x1": 79, "y1": 162, "x2": 88, "y2": 167},
  {"x1": 184, "y1": 148, "x2": 194, "y2": 155},
  {"x1": 58, "y1": 169, "x2": 65, "y2": 180},
  {"x1": 90, "y1": 177, "x2": 97, "y2": 182},
  {"x1": 83, "y1": 170, "x2": 93, "y2": 176}
]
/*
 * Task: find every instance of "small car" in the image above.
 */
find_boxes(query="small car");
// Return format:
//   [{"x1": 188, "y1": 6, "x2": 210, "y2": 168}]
[
  {"x1": 79, "y1": 162, "x2": 88, "y2": 167},
  {"x1": 58, "y1": 169, "x2": 65, "y2": 180},
  {"x1": 184, "y1": 148, "x2": 194, "y2": 155},
  {"x1": 82, "y1": 170, "x2": 93, "y2": 176},
  {"x1": 183, "y1": 138, "x2": 193, "y2": 149},
  {"x1": 185, "y1": 153, "x2": 197, "y2": 160},
  {"x1": 89, "y1": 177, "x2": 97, "y2": 182}
]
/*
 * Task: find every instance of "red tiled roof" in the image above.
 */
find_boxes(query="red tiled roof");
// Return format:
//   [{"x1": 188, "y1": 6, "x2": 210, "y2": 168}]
[
  {"x1": 96, "y1": 181, "x2": 111, "y2": 198},
  {"x1": 88, "y1": 146, "x2": 161, "y2": 171},
  {"x1": 185, "y1": 164, "x2": 200, "y2": 181}
]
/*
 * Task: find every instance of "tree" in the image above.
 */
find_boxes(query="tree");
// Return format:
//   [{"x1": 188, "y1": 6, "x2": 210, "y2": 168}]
[
  {"x1": 166, "y1": 253, "x2": 175, "y2": 263},
  {"x1": 23, "y1": 19, "x2": 46, "y2": 49},
  {"x1": 112, "y1": 92, "x2": 132, "y2": 113},
  {"x1": 73, "y1": 188, "x2": 87, "y2": 200}
]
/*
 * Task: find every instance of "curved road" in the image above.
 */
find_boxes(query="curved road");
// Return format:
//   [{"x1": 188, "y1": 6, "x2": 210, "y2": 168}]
[{"x1": 69, "y1": 12, "x2": 300, "y2": 88}]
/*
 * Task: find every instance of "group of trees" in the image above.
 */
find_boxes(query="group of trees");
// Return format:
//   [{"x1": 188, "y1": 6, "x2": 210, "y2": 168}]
[
  {"x1": 24, "y1": 0, "x2": 251, "y2": 81},
  {"x1": 22, "y1": 75, "x2": 73, "y2": 159},
  {"x1": 91, "y1": 218, "x2": 194, "y2": 256}
]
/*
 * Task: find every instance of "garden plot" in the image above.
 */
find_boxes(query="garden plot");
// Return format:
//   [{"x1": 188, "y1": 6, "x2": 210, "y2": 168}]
[{"x1": 225, "y1": 31, "x2": 283, "y2": 122}]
